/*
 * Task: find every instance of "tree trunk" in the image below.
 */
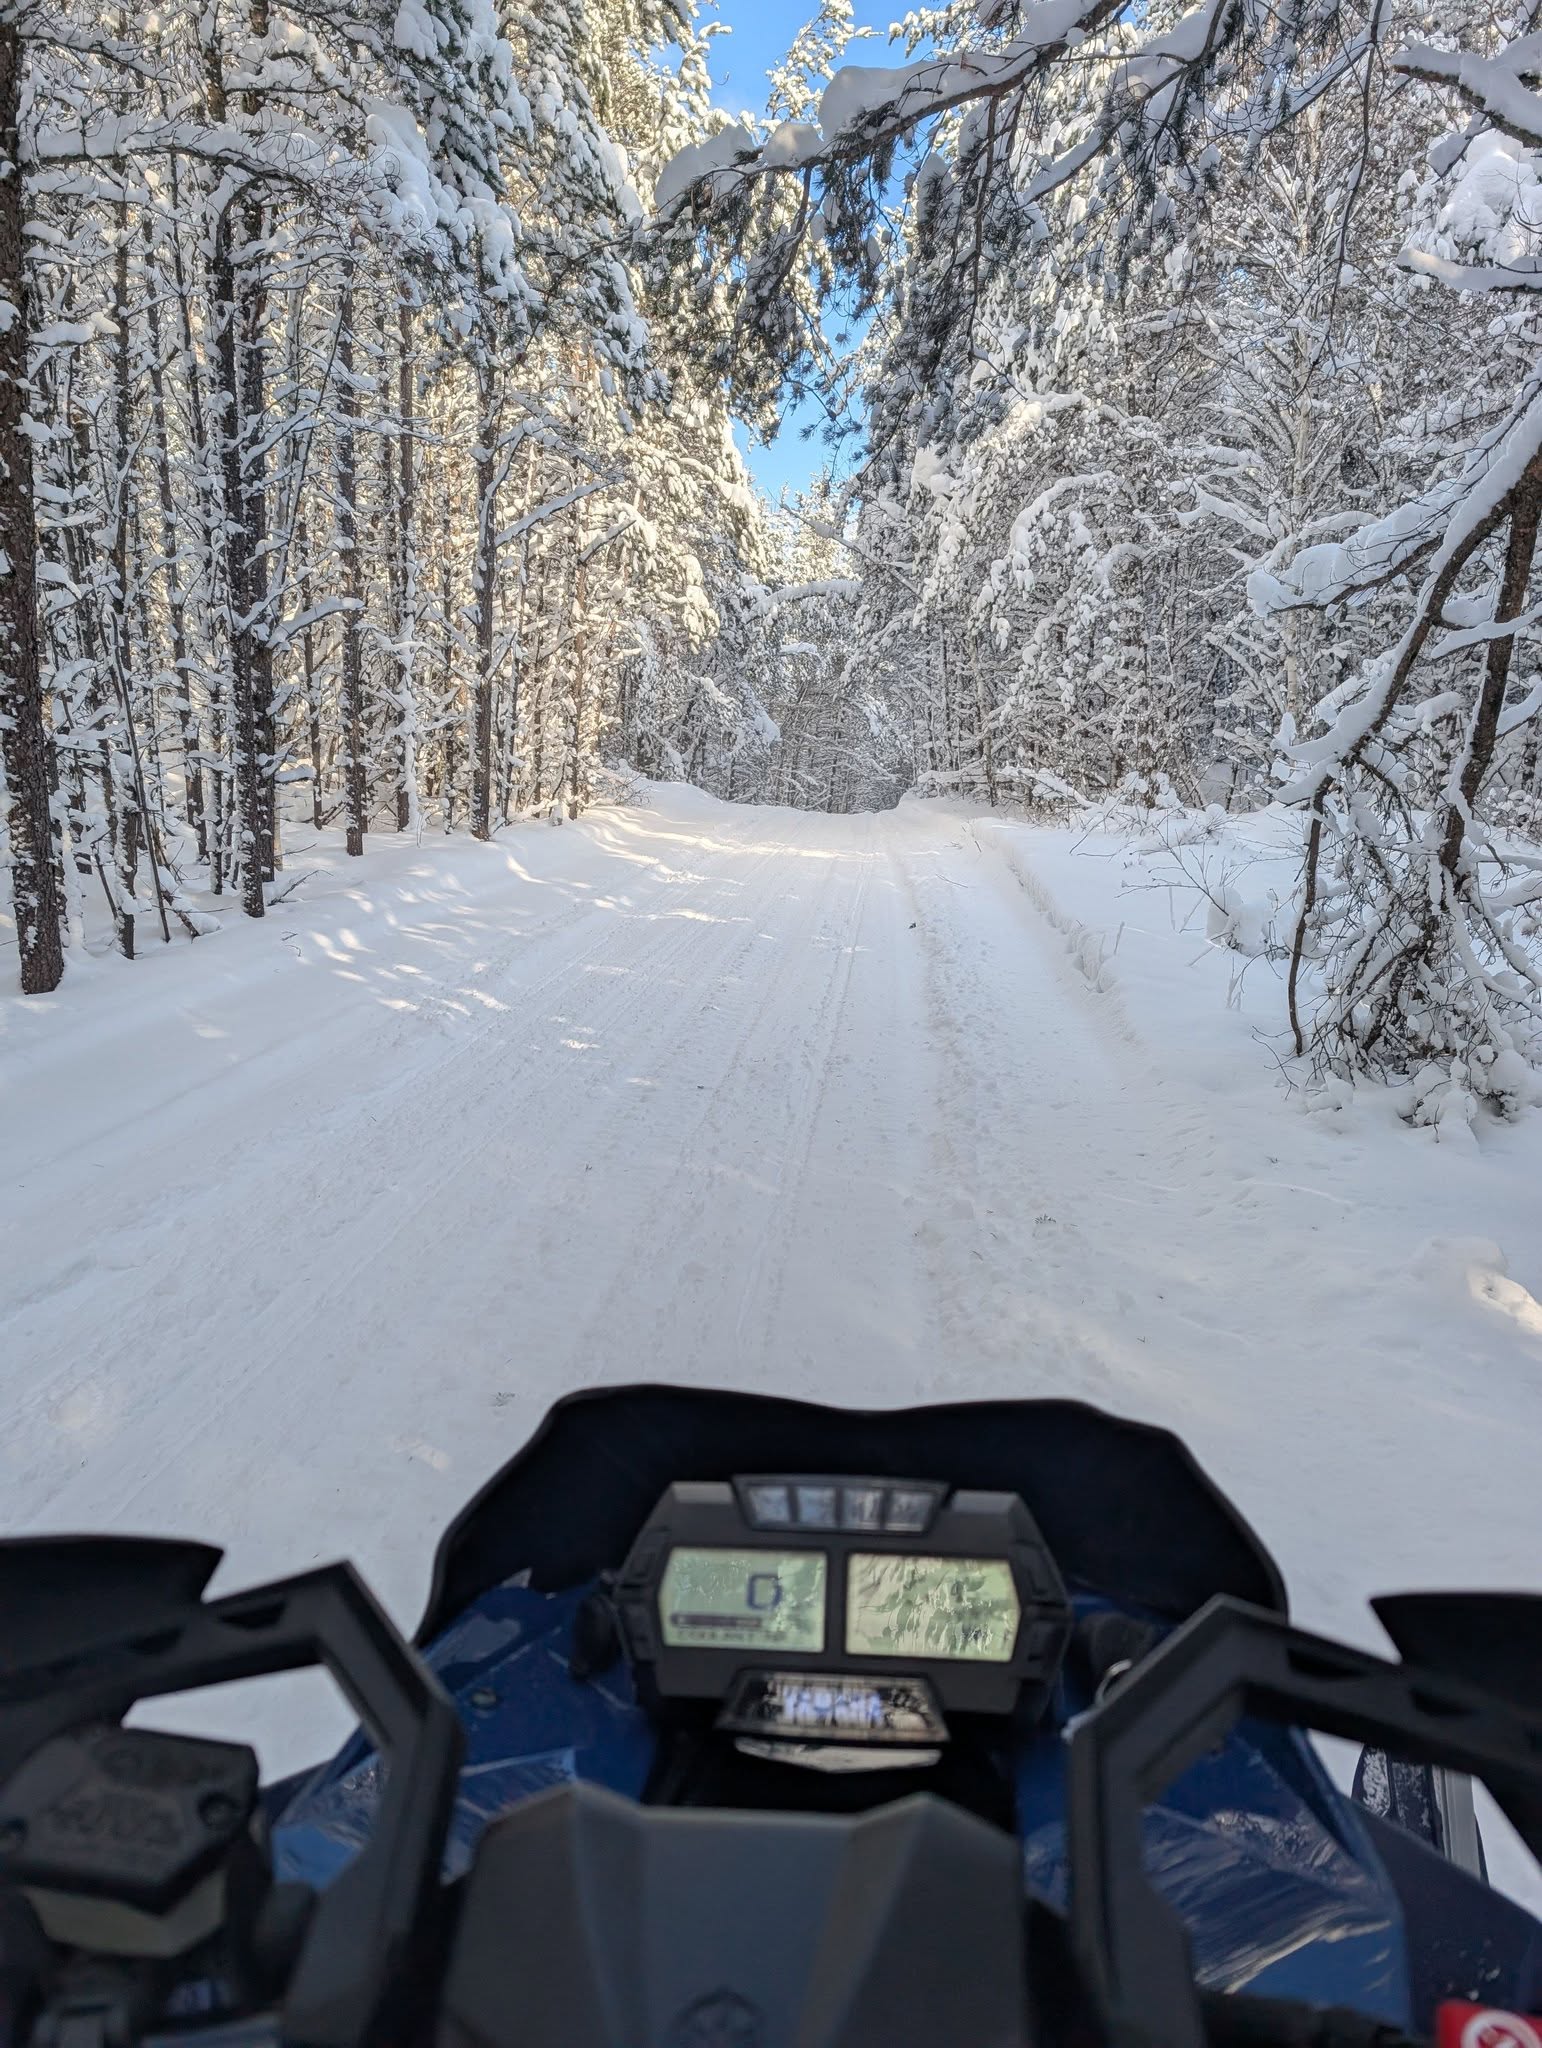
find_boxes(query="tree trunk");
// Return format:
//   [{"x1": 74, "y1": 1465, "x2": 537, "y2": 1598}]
[
  {"x1": 241, "y1": 211, "x2": 275, "y2": 883},
  {"x1": 1439, "y1": 476, "x2": 1542, "y2": 881},
  {"x1": 143, "y1": 216, "x2": 204, "y2": 864},
  {"x1": 212, "y1": 212, "x2": 265, "y2": 917},
  {"x1": 294, "y1": 513, "x2": 323, "y2": 828},
  {"x1": 469, "y1": 361, "x2": 497, "y2": 841},
  {"x1": 59, "y1": 407, "x2": 130, "y2": 943},
  {"x1": 566, "y1": 505, "x2": 589, "y2": 821},
  {"x1": 499, "y1": 437, "x2": 536, "y2": 820},
  {"x1": 107, "y1": 197, "x2": 142, "y2": 955},
  {"x1": 337, "y1": 277, "x2": 366, "y2": 857},
  {"x1": 440, "y1": 513, "x2": 458, "y2": 831},
  {"x1": 241, "y1": 0, "x2": 275, "y2": 880},
  {"x1": 165, "y1": 145, "x2": 224, "y2": 878},
  {"x1": 0, "y1": 23, "x2": 63, "y2": 992},
  {"x1": 395, "y1": 296, "x2": 418, "y2": 832}
]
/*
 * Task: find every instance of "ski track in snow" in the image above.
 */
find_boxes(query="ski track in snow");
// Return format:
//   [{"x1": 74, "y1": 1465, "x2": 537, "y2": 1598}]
[{"x1": 3, "y1": 787, "x2": 1541, "y2": 1898}]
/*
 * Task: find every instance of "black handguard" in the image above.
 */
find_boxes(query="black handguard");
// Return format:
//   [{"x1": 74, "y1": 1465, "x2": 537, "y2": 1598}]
[
  {"x1": 1065, "y1": 1594, "x2": 1542, "y2": 2048},
  {"x1": 0, "y1": 1537, "x2": 461, "y2": 2048}
]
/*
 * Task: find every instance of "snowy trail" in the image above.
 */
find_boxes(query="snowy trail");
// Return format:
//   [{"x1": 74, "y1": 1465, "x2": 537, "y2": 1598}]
[
  {"x1": 5, "y1": 788, "x2": 1542, "y2": 1819},
  {"x1": 2, "y1": 798, "x2": 945, "y2": 1630}
]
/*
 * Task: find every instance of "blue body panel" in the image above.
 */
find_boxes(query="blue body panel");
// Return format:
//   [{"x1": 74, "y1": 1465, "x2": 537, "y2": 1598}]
[
  {"x1": 274, "y1": 1582, "x2": 653, "y2": 1885},
  {"x1": 274, "y1": 1581, "x2": 1419, "y2": 2015}
]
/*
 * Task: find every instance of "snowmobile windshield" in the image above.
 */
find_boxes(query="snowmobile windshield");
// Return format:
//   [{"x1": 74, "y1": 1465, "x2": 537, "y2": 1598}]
[{"x1": 416, "y1": 1384, "x2": 1286, "y2": 1641}]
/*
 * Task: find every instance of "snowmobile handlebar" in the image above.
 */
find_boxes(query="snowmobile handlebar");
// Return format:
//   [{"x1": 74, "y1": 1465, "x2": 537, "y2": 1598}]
[{"x1": 0, "y1": 1538, "x2": 1539, "y2": 2048}]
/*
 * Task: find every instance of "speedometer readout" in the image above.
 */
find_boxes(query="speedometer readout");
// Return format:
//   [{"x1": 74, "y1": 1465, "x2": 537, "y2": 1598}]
[{"x1": 659, "y1": 1547, "x2": 827, "y2": 1652}]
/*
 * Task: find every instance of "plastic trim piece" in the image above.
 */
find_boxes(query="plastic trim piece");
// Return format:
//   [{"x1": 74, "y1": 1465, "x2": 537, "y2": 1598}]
[{"x1": 440, "y1": 1780, "x2": 1030, "y2": 2048}]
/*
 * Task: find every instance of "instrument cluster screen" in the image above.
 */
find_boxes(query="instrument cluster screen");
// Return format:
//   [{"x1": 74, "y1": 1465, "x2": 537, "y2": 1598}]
[
  {"x1": 844, "y1": 1554, "x2": 1020, "y2": 1664},
  {"x1": 659, "y1": 1547, "x2": 827, "y2": 1652},
  {"x1": 616, "y1": 1472, "x2": 1071, "y2": 1729}
]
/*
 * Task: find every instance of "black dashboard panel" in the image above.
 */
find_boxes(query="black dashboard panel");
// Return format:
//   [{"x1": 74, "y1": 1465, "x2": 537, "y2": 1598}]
[{"x1": 613, "y1": 1475, "x2": 1071, "y2": 1723}]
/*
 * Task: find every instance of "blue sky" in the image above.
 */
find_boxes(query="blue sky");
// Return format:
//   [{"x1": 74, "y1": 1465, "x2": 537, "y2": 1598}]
[
  {"x1": 708, "y1": 1, "x2": 897, "y2": 123},
  {"x1": 708, "y1": 2, "x2": 900, "y2": 501}
]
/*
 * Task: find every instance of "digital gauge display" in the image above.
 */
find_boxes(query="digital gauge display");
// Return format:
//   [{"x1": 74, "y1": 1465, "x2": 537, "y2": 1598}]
[
  {"x1": 616, "y1": 1473, "x2": 1070, "y2": 1729},
  {"x1": 844, "y1": 1554, "x2": 1021, "y2": 1663},
  {"x1": 659, "y1": 1547, "x2": 827, "y2": 1652},
  {"x1": 719, "y1": 1670, "x2": 946, "y2": 1743}
]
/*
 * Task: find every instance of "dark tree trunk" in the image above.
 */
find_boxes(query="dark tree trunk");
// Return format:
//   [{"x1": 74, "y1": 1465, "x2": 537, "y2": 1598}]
[
  {"x1": 1439, "y1": 476, "x2": 1542, "y2": 881},
  {"x1": 60, "y1": 410, "x2": 129, "y2": 940},
  {"x1": 396, "y1": 296, "x2": 416, "y2": 831},
  {"x1": 212, "y1": 213, "x2": 265, "y2": 918},
  {"x1": 566, "y1": 512, "x2": 587, "y2": 821},
  {"x1": 440, "y1": 529, "x2": 458, "y2": 831},
  {"x1": 0, "y1": 23, "x2": 63, "y2": 992},
  {"x1": 143, "y1": 216, "x2": 205, "y2": 864},
  {"x1": 469, "y1": 362, "x2": 497, "y2": 841},
  {"x1": 240, "y1": 196, "x2": 275, "y2": 882},
  {"x1": 500, "y1": 438, "x2": 535, "y2": 820},
  {"x1": 205, "y1": 7, "x2": 273, "y2": 915},
  {"x1": 241, "y1": 0, "x2": 275, "y2": 880},
  {"x1": 296, "y1": 516, "x2": 324, "y2": 829},
  {"x1": 337, "y1": 279, "x2": 366, "y2": 858},
  {"x1": 108, "y1": 199, "x2": 141, "y2": 956},
  {"x1": 165, "y1": 146, "x2": 225, "y2": 877}
]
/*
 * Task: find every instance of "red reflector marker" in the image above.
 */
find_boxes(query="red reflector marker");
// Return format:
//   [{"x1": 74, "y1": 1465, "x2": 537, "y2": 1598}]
[{"x1": 1438, "y1": 2005, "x2": 1542, "y2": 2048}]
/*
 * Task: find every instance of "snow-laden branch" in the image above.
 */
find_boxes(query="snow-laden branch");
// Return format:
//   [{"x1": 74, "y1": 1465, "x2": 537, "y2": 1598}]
[
  {"x1": 31, "y1": 112, "x2": 333, "y2": 176},
  {"x1": 1402, "y1": 248, "x2": 1542, "y2": 292},
  {"x1": 758, "y1": 577, "x2": 861, "y2": 611},
  {"x1": 580, "y1": 515, "x2": 637, "y2": 565},
  {"x1": 657, "y1": 0, "x2": 1380, "y2": 225},
  {"x1": 1258, "y1": 378, "x2": 1542, "y2": 623},
  {"x1": 1425, "y1": 599, "x2": 1542, "y2": 664},
  {"x1": 1273, "y1": 381, "x2": 1542, "y2": 800},
  {"x1": 494, "y1": 475, "x2": 616, "y2": 550},
  {"x1": 1395, "y1": 41, "x2": 1542, "y2": 147},
  {"x1": 1498, "y1": 671, "x2": 1542, "y2": 735},
  {"x1": 1251, "y1": 480, "x2": 1455, "y2": 613},
  {"x1": 655, "y1": 0, "x2": 1129, "y2": 205}
]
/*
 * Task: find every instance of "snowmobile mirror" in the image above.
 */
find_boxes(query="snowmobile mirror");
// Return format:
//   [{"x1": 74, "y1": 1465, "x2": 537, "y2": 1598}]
[
  {"x1": 0, "y1": 1537, "x2": 222, "y2": 1686},
  {"x1": 1065, "y1": 1594, "x2": 1542, "y2": 2048},
  {"x1": 1352, "y1": 1745, "x2": 1489, "y2": 1880},
  {"x1": 1371, "y1": 1591, "x2": 1542, "y2": 1716}
]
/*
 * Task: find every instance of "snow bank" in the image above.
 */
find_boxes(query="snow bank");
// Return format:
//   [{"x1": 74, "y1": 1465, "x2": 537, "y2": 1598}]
[{"x1": 915, "y1": 794, "x2": 1542, "y2": 1905}]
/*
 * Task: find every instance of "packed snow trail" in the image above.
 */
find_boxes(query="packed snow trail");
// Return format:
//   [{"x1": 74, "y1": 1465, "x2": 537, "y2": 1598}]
[{"x1": 5, "y1": 789, "x2": 1542, "y2": 1867}]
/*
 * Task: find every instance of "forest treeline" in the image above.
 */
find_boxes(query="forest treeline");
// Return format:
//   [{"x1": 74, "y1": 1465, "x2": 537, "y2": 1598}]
[
  {"x1": 0, "y1": 0, "x2": 887, "y2": 1000},
  {"x1": 4, "y1": 0, "x2": 1542, "y2": 1115}
]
